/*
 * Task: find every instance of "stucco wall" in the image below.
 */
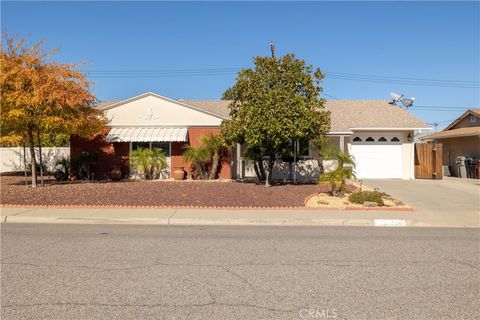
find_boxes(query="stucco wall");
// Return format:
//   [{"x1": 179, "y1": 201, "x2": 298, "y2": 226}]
[{"x1": 437, "y1": 136, "x2": 480, "y2": 177}]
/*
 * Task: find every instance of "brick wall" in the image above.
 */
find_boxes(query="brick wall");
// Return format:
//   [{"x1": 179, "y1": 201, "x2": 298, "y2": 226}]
[
  {"x1": 70, "y1": 129, "x2": 130, "y2": 180},
  {"x1": 71, "y1": 127, "x2": 232, "y2": 180},
  {"x1": 179, "y1": 128, "x2": 231, "y2": 179}
]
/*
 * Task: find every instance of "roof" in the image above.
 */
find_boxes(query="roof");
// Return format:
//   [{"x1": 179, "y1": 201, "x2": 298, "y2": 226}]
[
  {"x1": 324, "y1": 100, "x2": 429, "y2": 133},
  {"x1": 421, "y1": 127, "x2": 480, "y2": 140},
  {"x1": 97, "y1": 95, "x2": 429, "y2": 133},
  {"x1": 178, "y1": 100, "x2": 231, "y2": 118},
  {"x1": 444, "y1": 109, "x2": 480, "y2": 130}
]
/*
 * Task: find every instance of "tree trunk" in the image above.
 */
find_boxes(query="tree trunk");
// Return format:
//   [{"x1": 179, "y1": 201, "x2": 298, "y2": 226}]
[
  {"x1": 27, "y1": 131, "x2": 37, "y2": 187},
  {"x1": 37, "y1": 131, "x2": 44, "y2": 187},
  {"x1": 258, "y1": 158, "x2": 266, "y2": 181},
  {"x1": 209, "y1": 153, "x2": 220, "y2": 180},
  {"x1": 265, "y1": 151, "x2": 275, "y2": 187},
  {"x1": 252, "y1": 161, "x2": 261, "y2": 182},
  {"x1": 23, "y1": 143, "x2": 28, "y2": 187}
]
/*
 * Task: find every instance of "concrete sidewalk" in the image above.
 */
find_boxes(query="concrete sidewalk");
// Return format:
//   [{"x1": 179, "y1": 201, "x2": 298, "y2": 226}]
[{"x1": 1, "y1": 206, "x2": 478, "y2": 228}]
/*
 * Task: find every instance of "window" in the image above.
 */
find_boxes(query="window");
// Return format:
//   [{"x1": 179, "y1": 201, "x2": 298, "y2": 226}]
[
  {"x1": 366, "y1": 137, "x2": 374, "y2": 142},
  {"x1": 470, "y1": 114, "x2": 477, "y2": 123},
  {"x1": 131, "y1": 142, "x2": 171, "y2": 156},
  {"x1": 353, "y1": 137, "x2": 362, "y2": 142},
  {"x1": 391, "y1": 137, "x2": 400, "y2": 142},
  {"x1": 151, "y1": 142, "x2": 170, "y2": 156},
  {"x1": 378, "y1": 137, "x2": 387, "y2": 142}
]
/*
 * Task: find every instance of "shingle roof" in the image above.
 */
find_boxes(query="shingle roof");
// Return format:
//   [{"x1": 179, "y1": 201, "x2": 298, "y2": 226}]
[
  {"x1": 178, "y1": 100, "x2": 231, "y2": 118},
  {"x1": 422, "y1": 127, "x2": 480, "y2": 140},
  {"x1": 98, "y1": 100, "x2": 119, "y2": 109},
  {"x1": 97, "y1": 96, "x2": 429, "y2": 132},
  {"x1": 324, "y1": 100, "x2": 429, "y2": 132}
]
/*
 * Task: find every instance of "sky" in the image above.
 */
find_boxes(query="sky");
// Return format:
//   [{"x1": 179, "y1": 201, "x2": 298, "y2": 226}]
[{"x1": 2, "y1": 1, "x2": 479, "y2": 130}]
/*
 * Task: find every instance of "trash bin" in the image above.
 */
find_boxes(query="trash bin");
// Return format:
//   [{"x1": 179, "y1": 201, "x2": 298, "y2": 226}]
[
  {"x1": 474, "y1": 160, "x2": 480, "y2": 179},
  {"x1": 456, "y1": 156, "x2": 467, "y2": 178},
  {"x1": 465, "y1": 157, "x2": 474, "y2": 178}
]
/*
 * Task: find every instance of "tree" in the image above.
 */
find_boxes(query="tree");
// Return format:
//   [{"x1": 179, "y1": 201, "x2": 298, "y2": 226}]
[
  {"x1": 201, "y1": 133, "x2": 227, "y2": 180},
  {"x1": 183, "y1": 145, "x2": 210, "y2": 179},
  {"x1": 130, "y1": 148, "x2": 167, "y2": 180},
  {"x1": 220, "y1": 53, "x2": 331, "y2": 187},
  {"x1": 319, "y1": 150, "x2": 356, "y2": 197},
  {"x1": 0, "y1": 35, "x2": 107, "y2": 187}
]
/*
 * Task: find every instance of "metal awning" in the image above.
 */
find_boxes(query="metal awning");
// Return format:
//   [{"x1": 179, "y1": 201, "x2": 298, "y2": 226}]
[{"x1": 106, "y1": 127, "x2": 188, "y2": 142}]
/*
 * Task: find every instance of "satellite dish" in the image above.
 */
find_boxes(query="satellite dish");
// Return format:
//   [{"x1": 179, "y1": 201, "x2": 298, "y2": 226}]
[{"x1": 389, "y1": 92, "x2": 415, "y2": 108}]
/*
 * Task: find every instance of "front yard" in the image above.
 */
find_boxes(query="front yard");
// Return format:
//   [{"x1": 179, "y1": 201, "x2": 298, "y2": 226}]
[{"x1": 1, "y1": 176, "x2": 337, "y2": 208}]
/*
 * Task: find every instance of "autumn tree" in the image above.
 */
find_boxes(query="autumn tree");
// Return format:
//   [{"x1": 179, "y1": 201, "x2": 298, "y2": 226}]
[
  {"x1": 0, "y1": 35, "x2": 107, "y2": 187},
  {"x1": 221, "y1": 53, "x2": 331, "y2": 187}
]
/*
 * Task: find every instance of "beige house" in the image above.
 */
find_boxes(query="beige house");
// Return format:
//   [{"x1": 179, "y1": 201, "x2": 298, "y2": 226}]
[{"x1": 422, "y1": 109, "x2": 480, "y2": 177}]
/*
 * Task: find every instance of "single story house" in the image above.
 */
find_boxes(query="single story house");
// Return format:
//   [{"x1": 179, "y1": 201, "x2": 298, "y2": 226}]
[
  {"x1": 71, "y1": 92, "x2": 430, "y2": 180},
  {"x1": 421, "y1": 109, "x2": 480, "y2": 177}
]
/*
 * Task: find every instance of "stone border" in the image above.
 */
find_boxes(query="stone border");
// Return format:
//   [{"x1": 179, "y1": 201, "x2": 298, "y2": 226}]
[{"x1": 303, "y1": 193, "x2": 414, "y2": 212}]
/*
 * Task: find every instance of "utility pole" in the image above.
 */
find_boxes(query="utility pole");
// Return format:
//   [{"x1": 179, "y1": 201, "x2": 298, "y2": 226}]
[{"x1": 270, "y1": 41, "x2": 275, "y2": 58}]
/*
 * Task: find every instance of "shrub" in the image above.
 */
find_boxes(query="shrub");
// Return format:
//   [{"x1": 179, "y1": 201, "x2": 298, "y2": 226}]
[{"x1": 348, "y1": 191, "x2": 385, "y2": 206}]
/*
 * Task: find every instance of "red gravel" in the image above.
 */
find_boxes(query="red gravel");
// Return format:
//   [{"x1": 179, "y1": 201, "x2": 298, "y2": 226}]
[{"x1": 0, "y1": 176, "x2": 353, "y2": 208}]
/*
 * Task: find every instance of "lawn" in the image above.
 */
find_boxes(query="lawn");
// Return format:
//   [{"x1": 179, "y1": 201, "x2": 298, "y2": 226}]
[{"x1": 0, "y1": 175, "x2": 343, "y2": 208}]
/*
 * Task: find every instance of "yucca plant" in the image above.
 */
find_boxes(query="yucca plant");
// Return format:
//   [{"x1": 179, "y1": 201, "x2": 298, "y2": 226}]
[
  {"x1": 182, "y1": 145, "x2": 210, "y2": 179},
  {"x1": 201, "y1": 134, "x2": 228, "y2": 180},
  {"x1": 130, "y1": 147, "x2": 167, "y2": 180}
]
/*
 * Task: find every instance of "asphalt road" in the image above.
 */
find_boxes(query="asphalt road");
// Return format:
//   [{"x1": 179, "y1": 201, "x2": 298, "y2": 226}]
[{"x1": 1, "y1": 224, "x2": 479, "y2": 320}]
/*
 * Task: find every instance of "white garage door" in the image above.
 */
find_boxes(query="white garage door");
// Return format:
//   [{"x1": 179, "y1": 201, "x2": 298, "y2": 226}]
[{"x1": 350, "y1": 138, "x2": 402, "y2": 179}]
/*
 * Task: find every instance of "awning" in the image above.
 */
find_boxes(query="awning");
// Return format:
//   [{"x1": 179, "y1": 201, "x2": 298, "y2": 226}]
[{"x1": 106, "y1": 127, "x2": 188, "y2": 142}]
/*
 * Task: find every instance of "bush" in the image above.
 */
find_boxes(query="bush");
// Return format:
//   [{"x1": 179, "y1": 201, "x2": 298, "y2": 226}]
[{"x1": 348, "y1": 191, "x2": 385, "y2": 206}]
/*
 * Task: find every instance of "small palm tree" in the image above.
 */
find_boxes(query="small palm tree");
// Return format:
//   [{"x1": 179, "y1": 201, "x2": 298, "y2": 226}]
[
  {"x1": 202, "y1": 134, "x2": 228, "y2": 180},
  {"x1": 319, "y1": 150, "x2": 356, "y2": 196},
  {"x1": 183, "y1": 145, "x2": 210, "y2": 179},
  {"x1": 130, "y1": 148, "x2": 167, "y2": 180}
]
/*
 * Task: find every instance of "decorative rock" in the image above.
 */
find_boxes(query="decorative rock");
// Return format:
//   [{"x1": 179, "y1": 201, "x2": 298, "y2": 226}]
[{"x1": 363, "y1": 201, "x2": 379, "y2": 207}]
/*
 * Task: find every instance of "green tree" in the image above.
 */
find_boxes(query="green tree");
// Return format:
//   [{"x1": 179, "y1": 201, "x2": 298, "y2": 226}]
[
  {"x1": 201, "y1": 134, "x2": 227, "y2": 180},
  {"x1": 319, "y1": 150, "x2": 356, "y2": 197},
  {"x1": 130, "y1": 148, "x2": 167, "y2": 180},
  {"x1": 182, "y1": 145, "x2": 210, "y2": 179},
  {"x1": 220, "y1": 53, "x2": 330, "y2": 187}
]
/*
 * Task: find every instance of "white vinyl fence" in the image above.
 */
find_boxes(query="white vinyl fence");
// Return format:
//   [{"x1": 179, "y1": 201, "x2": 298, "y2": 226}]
[{"x1": 0, "y1": 147, "x2": 70, "y2": 173}]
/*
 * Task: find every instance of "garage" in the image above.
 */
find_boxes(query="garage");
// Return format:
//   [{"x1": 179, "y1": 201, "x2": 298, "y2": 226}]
[{"x1": 350, "y1": 135, "x2": 403, "y2": 179}]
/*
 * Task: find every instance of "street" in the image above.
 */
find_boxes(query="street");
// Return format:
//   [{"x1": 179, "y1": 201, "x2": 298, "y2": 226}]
[{"x1": 1, "y1": 224, "x2": 479, "y2": 320}]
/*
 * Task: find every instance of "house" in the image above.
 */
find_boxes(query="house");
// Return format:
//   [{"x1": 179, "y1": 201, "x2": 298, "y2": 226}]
[
  {"x1": 421, "y1": 109, "x2": 480, "y2": 177},
  {"x1": 71, "y1": 92, "x2": 430, "y2": 180}
]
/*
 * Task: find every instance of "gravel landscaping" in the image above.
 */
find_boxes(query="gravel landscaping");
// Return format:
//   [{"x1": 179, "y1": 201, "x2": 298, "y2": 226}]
[{"x1": 0, "y1": 176, "x2": 339, "y2": 208}]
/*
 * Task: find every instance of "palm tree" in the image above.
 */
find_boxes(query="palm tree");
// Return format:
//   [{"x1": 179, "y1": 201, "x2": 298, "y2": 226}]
[
  {"x1": 182, "y1": 145, "x2": 210, "y2": 179},
  {"x1": 130, "y1": 147, "x2": 167, "y2": 180},
  {"x1": 318, "y1": 150, "x2": 356, "y2": 196},
  {"x1": 201, "y1": 134, "x2": 227, "y2": 180}
]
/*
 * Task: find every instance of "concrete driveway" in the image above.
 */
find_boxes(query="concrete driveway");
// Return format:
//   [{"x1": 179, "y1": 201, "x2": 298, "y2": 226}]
[{"x1": 364, "y1": 178, "x2": 480, "y2": 227}]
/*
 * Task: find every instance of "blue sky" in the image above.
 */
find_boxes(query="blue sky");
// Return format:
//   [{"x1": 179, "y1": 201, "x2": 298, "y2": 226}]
[{"x1": 2, "y1": 1, "x2": 479, "y2": 129}]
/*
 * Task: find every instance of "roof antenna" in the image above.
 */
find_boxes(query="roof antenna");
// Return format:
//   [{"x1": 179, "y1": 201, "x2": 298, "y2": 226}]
[
  {"x1": 270, "y1": 41, "x2": 275, "y2": 59},
  {"x1": 389, "y1": 92, "x2": 415, "y2": 109}
]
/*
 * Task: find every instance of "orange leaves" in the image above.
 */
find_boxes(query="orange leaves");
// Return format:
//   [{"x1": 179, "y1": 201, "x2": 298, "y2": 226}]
[{"x1": 1, "y1": 34, "x2": 107, "y2": 144}]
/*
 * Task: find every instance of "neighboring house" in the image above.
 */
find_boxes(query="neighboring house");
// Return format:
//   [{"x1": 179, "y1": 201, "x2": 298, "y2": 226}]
[
  {"x1": 71, "y1": 92, "x2": 430, "y2": 180},
  {"x1": 421, "y1": 109, "x2": 480, "y2": 177}
]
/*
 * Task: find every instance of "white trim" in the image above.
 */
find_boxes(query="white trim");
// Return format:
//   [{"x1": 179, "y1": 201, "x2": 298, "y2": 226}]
[
  {"x1": 100, "y1": 92, "x2": 227, "y2": 120},
  {"x1": 350, "y1": 127, "x2": 431, "y2": 131}
]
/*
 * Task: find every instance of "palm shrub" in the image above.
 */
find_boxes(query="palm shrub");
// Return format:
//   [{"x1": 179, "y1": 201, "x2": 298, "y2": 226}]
[
  {"x1": 54, "y1": 156, "x2": 71, "y2": 181},
  {"x1": 183, "y1": 145, "x2": 210, "y2": 179},
  {"x1": 318, "y1": 150, "x2": 356, "y2": 196},
  {"x1": 71, "y1": 151, "x2": 96, "y2": 180},
  {"x1": 201, "y1": 134, "x2": 228, "y2": 180},
  {"x1": 130, "y1": 147, "x2": 167, "y2": 180}
]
